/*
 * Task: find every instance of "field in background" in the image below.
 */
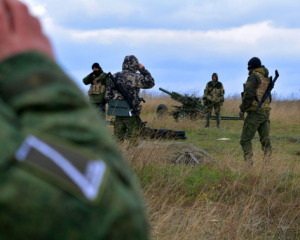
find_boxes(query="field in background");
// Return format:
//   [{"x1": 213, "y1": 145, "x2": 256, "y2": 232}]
[{"x1": 117, "y1": 94, "x2": 300, "y2": 239}]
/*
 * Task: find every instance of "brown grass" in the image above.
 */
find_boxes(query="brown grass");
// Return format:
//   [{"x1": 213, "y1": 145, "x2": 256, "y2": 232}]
[
  {"x1": 139, "y1": 95, "x2": 300, "y2": 126},
  {"x1": 117, "y1": 96, "x2": 300, "y2": 239}
]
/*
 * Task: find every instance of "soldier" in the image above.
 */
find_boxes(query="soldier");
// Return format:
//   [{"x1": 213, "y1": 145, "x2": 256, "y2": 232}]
[
  {"x1": 202, "y1": 73, "x2": 225, "y2": 128},
  {"x1": 0, "y1": 1, "x2": 149, "y2": 239},
  {"x1": 83, "y1": 62, "x2": 109, "y2": 120},
  {"x1": 105, "y1": 55, "x2": 155, "y2": 142},
  {"x1": 239, "y1": 57, "x2": 272, "y2": 167}
]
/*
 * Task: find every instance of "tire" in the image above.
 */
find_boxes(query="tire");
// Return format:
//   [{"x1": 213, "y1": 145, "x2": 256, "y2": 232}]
[{"x1": 156, "y1": 104, "x2": 168, "y2": 119}]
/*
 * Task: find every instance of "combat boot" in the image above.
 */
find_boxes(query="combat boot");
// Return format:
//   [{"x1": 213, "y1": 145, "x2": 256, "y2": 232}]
[
  {"x1": 245, "y1": 156, "x2": 253, "y2": 169},
  {"x1": 217, "y1": 121, "x2": 220, "y2": 128},
  {"x1": 263, "y1": 150, "x2": 272, "y2": 164}
]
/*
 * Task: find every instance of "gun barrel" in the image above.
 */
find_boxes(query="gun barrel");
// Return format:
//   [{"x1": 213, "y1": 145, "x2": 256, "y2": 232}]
[
  {"x1": 211, "y1": 115, "x2": 242, "y2": 120},
  {"x1": 159, "y1": 88, "x2": 172, "y2": 95}
]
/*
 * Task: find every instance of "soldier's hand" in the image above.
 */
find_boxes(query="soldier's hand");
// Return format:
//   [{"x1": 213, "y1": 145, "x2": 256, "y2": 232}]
[
  {"x1": 239, "y1": 111, "x2": 245, "y2": 120},
  {"x1": 138, "y1": 63, "x2": 144, "y2": 71},
  {"x1": 0, "y1": 0, "x2": 54, "y2": 62},
  {"x1": 93, "y1": 70, "x2": 101, "y2": 77}
]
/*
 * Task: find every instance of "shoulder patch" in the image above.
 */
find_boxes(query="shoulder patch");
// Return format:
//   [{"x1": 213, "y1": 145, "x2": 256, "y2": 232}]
[{"x1": 15, "y1": 135, "x2": 108, "y2": 204}]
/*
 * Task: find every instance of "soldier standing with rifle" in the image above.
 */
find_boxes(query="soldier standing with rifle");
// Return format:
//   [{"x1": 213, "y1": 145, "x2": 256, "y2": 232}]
[
  {"x1": 202, "y1": 73, "x2": 225, "y2": 128},
  {"x1": 105, "y1": 55, "x2": 155, "y2": 142},
  {"x1": 239, "y1": 57, "x2": 278, "y2": 167},
  {"x1": 83, "y1": 62, "x2": 109, "y2": 120}
]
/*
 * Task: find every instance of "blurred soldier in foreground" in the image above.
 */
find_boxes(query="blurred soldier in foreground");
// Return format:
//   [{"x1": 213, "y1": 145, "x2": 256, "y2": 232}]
[
  {"x1": 0, "y1": 1, "x2": 148, "y2": 239},
  {"x1": 202, "y1": 73, "x2": 225, "y2": 128},
  {"x1": 105, "y1": 55, "x2": 155, "y2": 142},
  {"x1": 239, "y1": 57, "x2": 272, "y2": 167},
  {"x1": 83, "y1": 62, "x2": 109, "y2": 120}
]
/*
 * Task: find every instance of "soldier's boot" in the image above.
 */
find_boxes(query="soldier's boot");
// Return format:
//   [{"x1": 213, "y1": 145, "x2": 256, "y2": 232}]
[
  {"x1": 245, "y1": 158, "x2": 253, "y2": 169},
  {"x1": 205, "y1": 113, "x2": 210, "y2": 128},
  {"x1": 263, "y1": 150, "x2": 272, "y2": 164},
  {"x1": 244, "y1": 153, "x2": 253, "y2": 169},
  {"x1": 217, "y1": 120, "x2": 220, "y2": 128}
]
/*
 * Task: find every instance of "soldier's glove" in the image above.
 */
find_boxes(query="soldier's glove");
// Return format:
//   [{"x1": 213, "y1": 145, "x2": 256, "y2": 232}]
[
  {"x1": 93, "y1": 70, "x2": 101, "y2": 77},
  {"x1": 239, "y1": 111, "x2": 245, "y2": 120},
  {"x1": 88, "y1": 71, "x2": 94, "y2": 77}
]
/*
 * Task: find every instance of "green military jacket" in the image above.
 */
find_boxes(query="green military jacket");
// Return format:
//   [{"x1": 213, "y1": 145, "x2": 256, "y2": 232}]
[
  {"x1": 0, "y1": 52, "x2": 149, "y2": 240},
  {"x1": 240, "y1": 66, "x2": 271, "y2": 112},
  {"x1": 203, "y1": 74, "x2": 224, "y2": 104},
  {"x1": 83, "y1": 71, "x2": 109, "y2": 104}
]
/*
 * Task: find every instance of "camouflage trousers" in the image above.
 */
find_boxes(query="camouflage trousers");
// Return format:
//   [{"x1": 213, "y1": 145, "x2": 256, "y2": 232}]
[
  {"x1": 92, "y1": 103, "x2": 106, "y2": 120},
  {"x1": 206, "y1": 101, "x2": 221, "y2": 124},
  {"x1": 114, "y1": 115, "x2": 141, "y2": 142},
  {"x1": 240, "y1": 110, "x2": 272, "y2": 163}
]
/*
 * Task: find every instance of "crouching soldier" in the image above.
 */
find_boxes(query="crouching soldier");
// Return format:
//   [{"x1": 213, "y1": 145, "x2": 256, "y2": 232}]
[{"x1": 83, "y1": 63, "x2": 109, "y2": 120}]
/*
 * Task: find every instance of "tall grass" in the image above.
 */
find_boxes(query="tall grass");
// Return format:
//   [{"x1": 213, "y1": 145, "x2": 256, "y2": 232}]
[
  {"x1": 140, "y1": 93, "x2": 300, "y2": 121},
  {"x1": 119, "y1": 94, "x2": 300, "y2": 239}
]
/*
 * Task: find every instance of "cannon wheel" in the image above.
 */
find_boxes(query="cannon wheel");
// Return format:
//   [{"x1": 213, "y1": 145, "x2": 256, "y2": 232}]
[{"x1": 156, "y1": 104, "x2": 168, "y2": 119}]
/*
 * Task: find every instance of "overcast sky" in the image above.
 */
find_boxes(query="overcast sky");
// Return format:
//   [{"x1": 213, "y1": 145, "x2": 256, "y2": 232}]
[{"x1": 21, "y1": 0, "x2": 300, "y2": 98}]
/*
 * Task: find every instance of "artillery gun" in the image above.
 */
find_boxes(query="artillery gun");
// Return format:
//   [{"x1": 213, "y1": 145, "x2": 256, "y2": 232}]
[{"x1": 157, "y1": 88, "x2": 241, "y2": 121}]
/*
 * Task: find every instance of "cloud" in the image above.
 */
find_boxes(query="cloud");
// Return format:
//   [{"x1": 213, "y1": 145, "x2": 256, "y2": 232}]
[
  {"x1": 49, "y1": 21, "x2": 300, "y2": 60},
  {"x1": 21, "y1": 0, "x2": 46, "y2": 17},
  {"x1": 20, "y1": 0, "x2": 55, "y2": 35},
  {"x1": 22, "y1": 0, "x2": 145, "y2": 26},
  {"x1": 20, "y1": 0, "x2": 300, "y2": 31},
  {"x1": 18, "y1": 0, "x2": 300, "y2": 96}
]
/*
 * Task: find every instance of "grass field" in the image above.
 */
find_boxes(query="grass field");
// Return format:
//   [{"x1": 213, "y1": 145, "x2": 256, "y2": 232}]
[{"x1": 116, "y1": 95, "x2": 300, "y2": 239}]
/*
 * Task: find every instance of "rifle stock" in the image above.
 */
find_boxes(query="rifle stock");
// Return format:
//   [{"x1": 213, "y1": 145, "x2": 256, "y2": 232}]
[{"x1": 255, "y1": 70, "x2": 279, "y2": 112}]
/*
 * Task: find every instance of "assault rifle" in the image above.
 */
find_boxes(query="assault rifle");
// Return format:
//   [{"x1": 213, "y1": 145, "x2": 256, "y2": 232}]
[
  {"x1": 255, "y1": 70, "x2": 279, "y2": 112},
  {"x1": 107, "y1": 73, "x2": 186, "y2": 140}
]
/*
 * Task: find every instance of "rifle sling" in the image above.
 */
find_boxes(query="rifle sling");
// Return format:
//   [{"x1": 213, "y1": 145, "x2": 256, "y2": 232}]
[
  {"x1": 108, "y1": 72, "x2": 142, "y2": 121},
  {"x1": 208, "y1": 82, "x2": 220, "y2": 95}
]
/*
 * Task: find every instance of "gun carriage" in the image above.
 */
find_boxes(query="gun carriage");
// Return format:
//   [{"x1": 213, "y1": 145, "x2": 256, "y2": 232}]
[{"x1": 157, "y1": 88, "x2": 241, "y2": 121}]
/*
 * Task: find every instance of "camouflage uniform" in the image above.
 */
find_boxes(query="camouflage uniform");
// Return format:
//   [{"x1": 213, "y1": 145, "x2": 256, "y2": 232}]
[
  {"x1": 0, "y1": 52, "x2": 149, "y2": 240},
  {"x1": 105, "y1": 55, "x2": 155, "y2": 142},
  {"x1": 203, "y1": 73, "x2": 224, "y2": 128},
  {"x1": 83, "y1": 67, "x2": 109, "y2": 120},
  {"x1": 240, "y1": 66, "x2": 272, "y2": 166}
]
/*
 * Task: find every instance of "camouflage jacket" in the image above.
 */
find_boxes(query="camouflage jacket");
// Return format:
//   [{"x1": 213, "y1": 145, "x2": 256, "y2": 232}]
[
  {"x1": 105, "y1": 55, "x2": 155, "y2": 112},
  {"x1": 203, "y1": 73, "x2": 225, "y2": 103},
  {"x1": 0, "y1": 52, "x2": 149, "y2": 240}
]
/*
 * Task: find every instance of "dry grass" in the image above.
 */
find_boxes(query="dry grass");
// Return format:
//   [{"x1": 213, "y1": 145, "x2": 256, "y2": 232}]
[
  {"x1": 271, "y1": 100, "x2": 300, "y2": 121},
  {"x1": 117, "y1": 96, "x2": 300, "y2": 239}
]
